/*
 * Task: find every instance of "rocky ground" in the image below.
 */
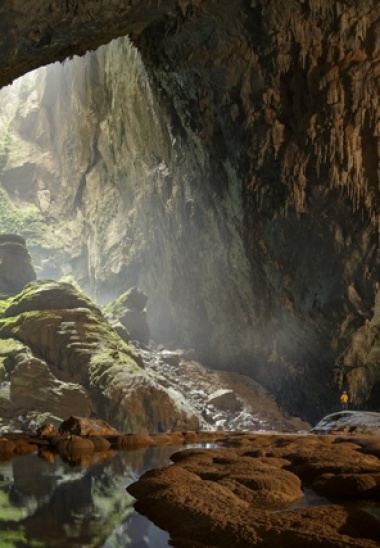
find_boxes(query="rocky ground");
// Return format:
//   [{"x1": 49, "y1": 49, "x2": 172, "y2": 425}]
[
  {"x1": 1, "y1": 415, "x2": 379, "y2": 546},
  {"x1": 128, "y1": 422, "x2": 380, "y2": 547},
  {"x1": 137, "y1": 345, "x2": 310, "y2": 433}
]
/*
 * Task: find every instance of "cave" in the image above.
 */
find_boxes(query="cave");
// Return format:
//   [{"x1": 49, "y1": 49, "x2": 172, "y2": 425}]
[{"x1": 0, "y1": 0, "x2": 379, "y2": 429}]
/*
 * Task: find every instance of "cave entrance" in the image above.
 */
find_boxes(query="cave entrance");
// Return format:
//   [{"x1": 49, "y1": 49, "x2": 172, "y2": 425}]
[{"x1": 0, "y1": 36, "x2": 217, "y2": 352}]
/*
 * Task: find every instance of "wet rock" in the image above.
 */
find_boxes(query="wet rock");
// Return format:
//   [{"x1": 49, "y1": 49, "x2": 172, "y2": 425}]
[
  {"x1": 59, "y1": 435, "x2": 95, "y2": 455},
  {"x1": 36, "y1": 423, "x2": 57, "y2": 437},
  {"x1": 90, "y1": 436, "x2": 111, "y2": 452},
  {"x1": 0, "y1": 437, "x2": 17, "y2": 456},
  {"x1": 58, "y1": 416, "x2": 119, "y2": 437},
  {"x1": 313, "y1": 472, "x2": 380, "y2": 499},
  {"x1": 128, "y1": 432, "x2": 380, "y2": 547}
]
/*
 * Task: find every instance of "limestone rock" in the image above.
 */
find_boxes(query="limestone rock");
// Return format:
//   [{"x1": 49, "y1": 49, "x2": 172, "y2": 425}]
[
  {"x1": 140, "y1": 346, "x2": 309, "y2": 432},
  {"x1": 0, "y1": 234, "x2": 36, "y2": 297},
  {"x1": 159, "y1": 350, "x2": 181, "y2": 367},
  {"x1": 207, "y1": 389, "x2": 242, "y2": 413},
  {"x1": 36, "y1": 422, "x2": 57, "y2": 437},
  {"x1": 104, "y1": 287, "x2": 150, "y2": 344},
  {"x1": 128, "y1": 432, "x2": 380, "y2": 547},
  {"x1": 58, "y1": 416, "x2": 119, "y2": 437},
  {"x1": 10, "y1": 354, "x2": 92, "y2": 419},
  {"x1": 312, "y1": 411, "x2": 380, "y2": 436},
  {"x1": 57, "y1": 434, "x2": 95, "y2": 456},
  {"x1": 0, "y1": 2, "x2": 379, "y2": 426},
  {"x1": 122, "y1": 287, "x2": 148, "y2": 312},
  {"x1": 0, "y1": 280, "x2": 199, "y2": 433}
]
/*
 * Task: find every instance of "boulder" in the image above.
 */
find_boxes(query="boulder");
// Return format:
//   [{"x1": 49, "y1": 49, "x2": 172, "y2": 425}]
[
  {"x1": 0, "y1": 280, "x2": 200, "y2": 433},
  {"x1": 312, "y1": 411, "x2": 380, "y2": 435},
  {"x1": 58, "y1": 416, "x2": 119, "y2": 437},
  {"x1": 104, "y1": 287, "x2": 150, "y2": 344},
  {"x1": 0, "y1": 234, "x2": 36, "y2": 297},
  {"x1": 56, "y1": 434, "x2": 95, "y2": 456},
  {"x1": 36, "y1": 423, "x2": 57, "y2": 437},
  {"x1": 207, "y1": 389, "x2": 242, "y2": 412},
  {"x1": 160, "y1": 350, "x2": 181, "y2": 366},
  {"x1": 10, "y1": 355, "x2": 92, "y2": 419},
  {"x1": 122, "y1": 287, "x2": 148, "y2": 312},
  {"x1": 0, "y1": 437, "x2": 17, "y2": 455}
]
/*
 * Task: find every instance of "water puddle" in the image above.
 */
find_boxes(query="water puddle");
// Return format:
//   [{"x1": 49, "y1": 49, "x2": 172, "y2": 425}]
[
  {"x1": 0, "y1": 444, "x2": 214, "y2": 547},
  {"x1": 1, "y1": 444, "x2": 378, "y2": 546}
]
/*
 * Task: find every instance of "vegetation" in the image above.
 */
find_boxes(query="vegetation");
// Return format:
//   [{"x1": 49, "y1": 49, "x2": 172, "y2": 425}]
[{"x1": 0, "y1": 187, "x2": 45, "y2": 244}]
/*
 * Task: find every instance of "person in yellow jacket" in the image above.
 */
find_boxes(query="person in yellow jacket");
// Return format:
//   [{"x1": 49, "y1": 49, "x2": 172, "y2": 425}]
[{"x1": 340, "y1": 391, "x2": 349, "y2": 410}]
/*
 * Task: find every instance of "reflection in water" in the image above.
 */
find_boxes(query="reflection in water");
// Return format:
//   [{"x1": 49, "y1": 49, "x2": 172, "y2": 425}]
[{"x1": 0, "y1": 444, "x2": 210, "y2": 547}]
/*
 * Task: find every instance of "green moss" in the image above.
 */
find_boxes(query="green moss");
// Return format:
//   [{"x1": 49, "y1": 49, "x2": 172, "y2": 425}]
[
  {"x1": 0, "y1": 297, "x2": 11, "y2": 317},
  {"x1": 0, "y1": 491, "x2": 28, "y2": 522},
  {"x1": 0, "y1": 279, "x2": 149, "y2": 430},
  {"x1": 0, "y1": 338, "x2": 25, "y2": 355},
  {"x1": 103, "y1": 288, "x2": 133, "y2": 317},
  {"x1": 0, "y1": 188, "x2": 45, "y2": 244},
  {"x1": 2, "y1": 280, "x2": 101, "y2": 318}
]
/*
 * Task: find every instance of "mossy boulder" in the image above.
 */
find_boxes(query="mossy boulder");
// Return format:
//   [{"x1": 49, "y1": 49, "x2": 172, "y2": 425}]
[
  {"x1": 104, "y1": 287, "x2": 150, "y2": 344},
  {"x1": 0, "y1": 280, "x2": 199, "y2": 433}
]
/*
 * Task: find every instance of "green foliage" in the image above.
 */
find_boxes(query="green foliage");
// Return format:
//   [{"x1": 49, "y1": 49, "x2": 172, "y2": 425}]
[{"x1": 0, "y1": 187, "x2": 45, "y2": 244}]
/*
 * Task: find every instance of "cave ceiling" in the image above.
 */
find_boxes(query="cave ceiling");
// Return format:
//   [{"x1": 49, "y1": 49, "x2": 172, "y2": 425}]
[{"x1": 0, "y1": 0, "x2": 182, "y2": 89}]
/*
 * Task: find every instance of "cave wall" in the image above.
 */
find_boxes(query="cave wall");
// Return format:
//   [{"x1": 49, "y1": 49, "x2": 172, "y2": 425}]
[{"x1": 0, "y1": 0, "x2": 379, "y2": 421}]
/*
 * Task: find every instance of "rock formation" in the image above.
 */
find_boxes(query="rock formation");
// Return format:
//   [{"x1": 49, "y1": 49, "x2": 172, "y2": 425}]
[
  {"x1": 312, "y1": 411, "x2": 380, "y2": 435},
  {"x1": 0, "y1": 1, "x2": 378, "y2": 423},
  {"x1": 128, "y1": 431, "x2": 380, "y2": 547},
  {"x1": 104, "y1": 287, "x2": 150, "y2": 344},
  {"x1": 0, "y1": 234, "x2": 36, "y2": 297},
  {"x1": 0, "y1": 279, "x2": 199, "y2": 433}
]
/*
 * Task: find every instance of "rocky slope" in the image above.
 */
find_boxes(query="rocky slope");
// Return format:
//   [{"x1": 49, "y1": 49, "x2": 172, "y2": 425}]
[
  {"x1": 0, "y1": 1, "x2": 378, "y2": 422},
  {"x1": 0, "y1": 245, "x2": 304, "y2": 435},
  {"x1": 0, "y1": 280, "x2": 307, "y2": 434}
]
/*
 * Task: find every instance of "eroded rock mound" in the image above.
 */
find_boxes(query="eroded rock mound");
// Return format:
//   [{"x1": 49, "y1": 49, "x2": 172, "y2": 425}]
[
  {"x1": 0, "y1": 280, "x2": 199, "y2": 433},
  {"x1": 128, "y1": 432, "x2": 380, "y2": 547}
]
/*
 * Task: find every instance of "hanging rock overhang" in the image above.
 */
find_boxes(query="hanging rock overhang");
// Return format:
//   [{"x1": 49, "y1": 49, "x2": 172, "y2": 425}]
[{"x1": 0, "y1": 0, "x2": 183, "y2": 89}]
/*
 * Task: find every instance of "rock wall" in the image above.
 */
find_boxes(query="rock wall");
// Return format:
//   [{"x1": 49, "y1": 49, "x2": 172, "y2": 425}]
[{"x1": 0, "y1": 1, "x2": 379, "y2": 422}]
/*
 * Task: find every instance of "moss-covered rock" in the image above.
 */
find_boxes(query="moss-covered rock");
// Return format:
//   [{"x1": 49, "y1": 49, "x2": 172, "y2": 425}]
[
  {"x1": 104, "y1": 287, "x2": 150, "y2": 344},
  {"x1": 0, "y1": 280, "x2": 199, "y2": 432}
]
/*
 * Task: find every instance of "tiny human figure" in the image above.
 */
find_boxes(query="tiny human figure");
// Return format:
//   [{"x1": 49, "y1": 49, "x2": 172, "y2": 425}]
[{"x1": 340, "y1": 391, "x2": 349, "y2": 410}]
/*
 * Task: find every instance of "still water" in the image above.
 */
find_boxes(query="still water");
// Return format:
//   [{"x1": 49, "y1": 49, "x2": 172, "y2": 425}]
[
  {"x1": 3, "y1": 443, "x2": 378, "y2": 547},
  {"x1": 0, "y1": 444, "x2": 201, "y2": 548}
]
